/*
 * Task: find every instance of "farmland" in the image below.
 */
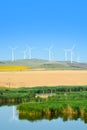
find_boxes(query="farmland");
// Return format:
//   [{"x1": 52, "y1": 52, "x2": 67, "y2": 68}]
[{"x1": 0, "y1": 70, "x2": 87, "y2": 88}]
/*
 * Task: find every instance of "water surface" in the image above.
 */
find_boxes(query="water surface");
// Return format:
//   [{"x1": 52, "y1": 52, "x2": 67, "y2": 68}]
[{"x1": 0, "y1": 106, "x2": 87, "y2": 130}]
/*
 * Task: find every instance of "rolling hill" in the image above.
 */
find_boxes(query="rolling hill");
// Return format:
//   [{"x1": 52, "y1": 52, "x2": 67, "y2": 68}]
[{"x1": 0, "y1": 59, "x2": 87, "y2": 70}]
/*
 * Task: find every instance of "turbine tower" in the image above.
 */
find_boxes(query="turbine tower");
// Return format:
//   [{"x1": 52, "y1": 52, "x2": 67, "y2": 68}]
[
  {"x1": 69, "y1": 45, "x2": 75, "y2": 63},
  {"x1": 64, "y1": 45, "x2": 75, "y2": 63},
  {"x1": 64, "y1": 49, "x2": 68, "y2": 61},
  {"x1": 22, "y1": 50, "x2": 27, "y2": 59},
  {"x1": 47, "y1": 46, "x2": 53, "y2": 62},
  {"x1": 10, "y1": 47, "x2": 16, "y2": 62}
]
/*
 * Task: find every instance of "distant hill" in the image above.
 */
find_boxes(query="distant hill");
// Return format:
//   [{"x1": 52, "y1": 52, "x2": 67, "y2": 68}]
[{"x1": 0, "y1": 59, "x2": 87, "y2": 70}]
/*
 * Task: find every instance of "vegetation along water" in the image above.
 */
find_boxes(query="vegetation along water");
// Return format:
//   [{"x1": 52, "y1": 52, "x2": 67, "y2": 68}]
[{"x1": 0, "y1": 86, "x2": 87, "y2": 124}]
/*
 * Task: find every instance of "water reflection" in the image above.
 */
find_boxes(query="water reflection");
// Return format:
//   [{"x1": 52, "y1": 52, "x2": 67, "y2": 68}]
[
  {"x1": 0, "y1": 106, "x2": 87, "y2": 130},
  {"x1": 17, "y1": 104, "x2": 87, "y2": 124},
  {"x1": 10, "y1": 106, "x2": 18, "y2": 121}
]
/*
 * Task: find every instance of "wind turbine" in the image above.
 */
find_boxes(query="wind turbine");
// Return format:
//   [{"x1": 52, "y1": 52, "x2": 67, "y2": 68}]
[
  {"x1": 69, "y1": 45, "x2": 75, "y2": 63},
  {"x1": 22, "y1": 50, "x2": 27, "y2": 59},
  {"x1": 64, "y1": 45, "x2": 75, "y2": 63},
  {"x1": 46, "y1": 46, "x2": 53, "y2": 62},
  {"x1": 10, "y1": 47, "x2": 16, "y2": 62},
  {"x1": 64, "y1": 49, "x2": 68, "y2": 61}
]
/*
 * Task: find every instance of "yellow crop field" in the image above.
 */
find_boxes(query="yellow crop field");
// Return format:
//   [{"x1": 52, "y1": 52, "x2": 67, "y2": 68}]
[
  {"x1": 0, "y1": 66, "x2": 30, "y2": 71},
  {"x1": 0, "y1": 70, "x2": 87, "y2": 88}
]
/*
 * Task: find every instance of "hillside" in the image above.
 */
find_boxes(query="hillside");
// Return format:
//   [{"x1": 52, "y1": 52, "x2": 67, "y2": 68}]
[{"x1": 0, "y1": 59, "x2": 87, "y2": 70}]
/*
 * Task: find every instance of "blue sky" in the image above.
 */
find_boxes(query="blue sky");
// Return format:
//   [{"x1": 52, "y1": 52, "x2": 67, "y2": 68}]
[{"x1": 0, "y1": 0, "x2": 87, "y2": 62}]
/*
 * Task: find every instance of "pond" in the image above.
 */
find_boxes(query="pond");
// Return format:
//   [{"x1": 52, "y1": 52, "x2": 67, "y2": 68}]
[{"x1": 0, "y1": 106, "x2": 87, "y2": 130}]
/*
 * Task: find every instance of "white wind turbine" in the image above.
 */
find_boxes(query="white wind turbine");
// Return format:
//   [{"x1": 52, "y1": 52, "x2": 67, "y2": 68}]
[
  {"x1": 69, "y1": 45, "x2": 75, "y2": 63},
  {"x1": 64, "y1": 45, "x2": 75, "y2": 63},
  {"x1": 64, "y1": 49, "x2": 68, "y2": 61},
  {"x1": 46, "y1": 46, "x2": 53, "y2": 62},
  {"x1": 10, "y1": 47, "x2": 16, "y2": 62}
]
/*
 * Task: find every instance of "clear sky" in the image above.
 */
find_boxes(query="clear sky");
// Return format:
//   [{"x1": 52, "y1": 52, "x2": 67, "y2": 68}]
[{"x1": 0, "y1": 0, "x2": 87, "y2": 62}]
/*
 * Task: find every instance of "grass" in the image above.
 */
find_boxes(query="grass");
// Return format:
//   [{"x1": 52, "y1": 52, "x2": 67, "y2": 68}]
[
  {"x1": 0, "y1": 86, "x2": 87, "y2": 99},
  {"x1": 0, "y1": 86, "x2": 87, "y2": 105},
  {"x1": 0, "y1": 59, "x2": 87, "y2": 70},
  {"x1": 17, "y1": 99, "x2": 87, "y2": 122}
]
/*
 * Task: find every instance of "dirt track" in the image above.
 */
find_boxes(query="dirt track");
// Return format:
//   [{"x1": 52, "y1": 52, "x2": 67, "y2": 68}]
[{"x1": 0, "y1": 70, "x2": 87, "y2": 88}]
